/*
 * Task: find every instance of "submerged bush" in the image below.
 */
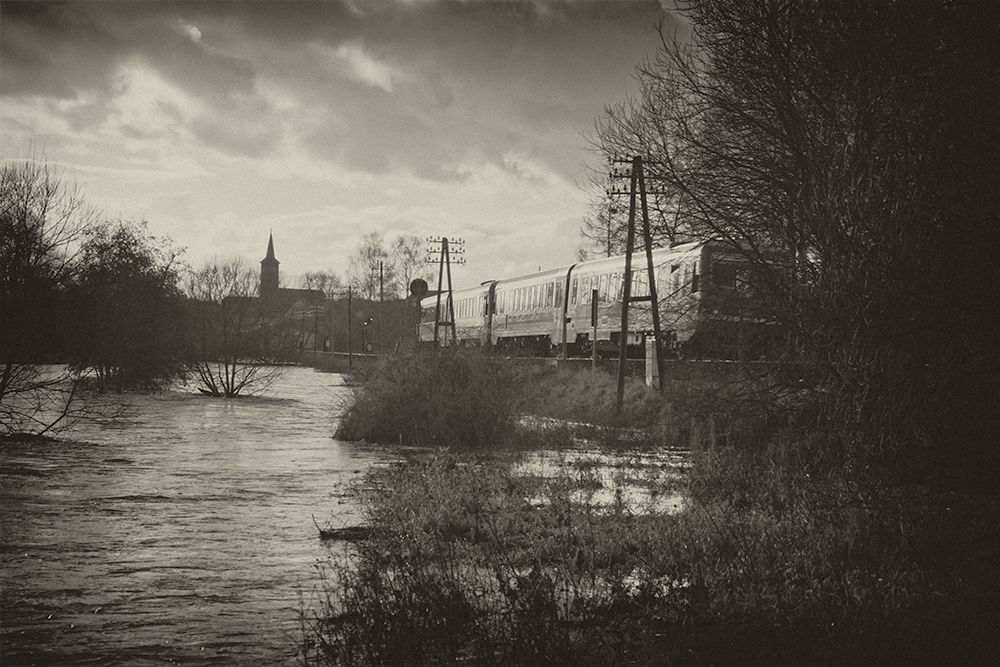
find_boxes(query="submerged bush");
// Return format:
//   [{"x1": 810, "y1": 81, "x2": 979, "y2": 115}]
[{"x1": 335, "y1": 348, "x2": 517, "y2": 448}]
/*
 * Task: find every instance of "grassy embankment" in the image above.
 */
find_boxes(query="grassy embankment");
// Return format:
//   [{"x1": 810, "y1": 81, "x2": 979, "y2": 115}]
[{"x1": 305, "y1": 348, "x2": 998, "y2": 666}]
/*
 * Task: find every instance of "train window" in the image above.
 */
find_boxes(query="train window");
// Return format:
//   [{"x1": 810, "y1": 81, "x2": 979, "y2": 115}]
[
  {"x1": 546, "y1": 282, "x2": 554, "y2": 308},
  {"x1": 599, "y1": 274, "x2": 608, "y2": 302},
  {"x1": 609, "y1": 273, "x2": 620, "y2": 302},
  {"x1": 581, "y1": 275, "x2": 591, "y2": 302},
  {"x1": 692, "y1": 261, "x2": 700, "y2": 293},
  {"x1": 570, "y1": 278, "x2": 578, "y2": 306},
  {"x1": 672, "y1": 265, "x2": 680, "y2": 292},
  {"x1": 555, "y1": 281, "x2": 563, "y2": 309},
  {"x1": 632, "y1": 271, "x2": 647, "y2": 297}
]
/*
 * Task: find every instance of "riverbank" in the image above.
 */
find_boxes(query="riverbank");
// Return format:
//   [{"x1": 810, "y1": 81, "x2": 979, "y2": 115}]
[{"x1": 306, "y1": 350, "x2": 1000, "y2": 666}]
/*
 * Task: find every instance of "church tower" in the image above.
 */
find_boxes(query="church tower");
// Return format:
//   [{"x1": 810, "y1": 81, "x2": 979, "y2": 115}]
[{"x1": 260, "y1": 232, "x2": 279, "y2": 300}]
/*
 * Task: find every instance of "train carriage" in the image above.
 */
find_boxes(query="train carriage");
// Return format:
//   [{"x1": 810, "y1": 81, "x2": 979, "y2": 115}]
[
  {"x1": 491, "y1": 267, "x2": 571, "y2": 354},
  {"x1": 419, "y1": 282, "x2": 496, "y2": 346},
  {"x1": 418, "y1": 240, "x2": 783, "y2": 359}
]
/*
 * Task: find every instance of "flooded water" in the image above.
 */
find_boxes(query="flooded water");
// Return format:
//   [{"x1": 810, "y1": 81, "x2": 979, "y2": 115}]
[{"x1": 1, "y1": 366, "x2": 391, "y2": 667}]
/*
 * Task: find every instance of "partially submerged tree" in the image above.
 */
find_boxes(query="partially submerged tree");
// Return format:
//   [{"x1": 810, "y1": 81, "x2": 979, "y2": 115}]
[
  {"x1": 68, "y1": 220, "x2": 185, "y2": 392},
  {"x1": 0, "y1": 158, "x2": 119, "y2": 437},
  {"x1": 184, "y1": 257, "x2": 293, "y2": 397}
]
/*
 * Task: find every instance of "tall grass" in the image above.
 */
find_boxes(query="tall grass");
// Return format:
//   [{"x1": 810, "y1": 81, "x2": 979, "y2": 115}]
[
  {"x1": 303, "y1": 447, "x2": 998, "y2": 666},
  {"x1": 315, "y1": 353, "x2": 998, "y2": 665},
  {"x1": 335, "y1": 348, "x2": 517, "y2": 448}
]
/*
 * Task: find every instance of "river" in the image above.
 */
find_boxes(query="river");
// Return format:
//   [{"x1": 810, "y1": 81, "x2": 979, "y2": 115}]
[{"x1": 1, "y1": 366, "x2": 390, "y2": 667}]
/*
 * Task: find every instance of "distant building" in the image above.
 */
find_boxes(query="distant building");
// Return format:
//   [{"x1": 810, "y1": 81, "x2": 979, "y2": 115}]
[
  {"x1": 258, "y1": 232, "x2": 416, "y2": 356},
  {"x1": 259, "y1": 232, "x2": 326, "y2": 311}
]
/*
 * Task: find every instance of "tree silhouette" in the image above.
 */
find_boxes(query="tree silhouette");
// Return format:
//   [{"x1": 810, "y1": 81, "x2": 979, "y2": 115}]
[{"x1": 593, "y1": 0, "x2": 999, "y2": 479}]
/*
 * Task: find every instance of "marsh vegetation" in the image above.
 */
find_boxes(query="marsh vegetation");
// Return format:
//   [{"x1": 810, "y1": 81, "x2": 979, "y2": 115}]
[{"x1": 305, "y1": 350, "x2": 998, "y2": 666}]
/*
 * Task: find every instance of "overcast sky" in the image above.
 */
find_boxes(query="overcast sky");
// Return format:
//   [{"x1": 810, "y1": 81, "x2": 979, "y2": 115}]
[{"x1": 1, "y1": 0, "x2": 680, "y2": 288}]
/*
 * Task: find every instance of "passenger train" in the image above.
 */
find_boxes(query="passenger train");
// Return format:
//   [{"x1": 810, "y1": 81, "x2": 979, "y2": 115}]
[{"x1": 418, "y1": 240, "x2": 782, "y2": 359}]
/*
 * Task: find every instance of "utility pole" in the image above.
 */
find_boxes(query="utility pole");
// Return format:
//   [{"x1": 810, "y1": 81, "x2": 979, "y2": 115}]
[
  {"x1": 347, "y1": 285, "x2": 352, "y2": 369},
  {"x1": 379, "y1": 261, "x2": 384, "y2": 354},
  {"x1": 426, "y1": 236, "x2": 465, "y2": 346},
  {"x1": 609, "y1": 155, "x2": 666, "y2": 411}
]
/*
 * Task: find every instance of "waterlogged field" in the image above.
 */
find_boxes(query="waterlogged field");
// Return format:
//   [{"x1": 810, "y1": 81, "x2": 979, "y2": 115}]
[{"x1": 1, "y1": 366, "x2": 691, "y2": 666}]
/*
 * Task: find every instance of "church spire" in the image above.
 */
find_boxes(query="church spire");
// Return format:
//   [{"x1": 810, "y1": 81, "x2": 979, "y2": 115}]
[
  {"x1": 260, "y1": 231, "x2": 279, "y2": 298},
  {"x1": 265, "y1": 231, "x2": 276, "y2": 261}
]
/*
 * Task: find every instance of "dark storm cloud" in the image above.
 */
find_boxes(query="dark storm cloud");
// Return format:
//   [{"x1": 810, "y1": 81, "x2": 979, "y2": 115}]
[
  {"x1": 0, "y1": 1, "x2": 127, "y2": 99},
  {"x1": 1, "y1": 0, "x2": 669, "y2": 180}
]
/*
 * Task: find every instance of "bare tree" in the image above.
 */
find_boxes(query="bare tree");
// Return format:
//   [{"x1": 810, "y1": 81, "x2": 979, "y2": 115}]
[
  {"x1": 389, "y1": 235, "x2": 430, "y2": 298},
  {"x1": 184, "y1": 257, "x2": 292, "y2": 397},
  {"x1": 348, "y1": 232, "x2": 392, "y2": 301},
  {"x1": 578, "y1": 167, "x2": 682, "y2": 260},
  {"x1": 0, "y1": 158, "x2": 124, "y2": 437},
  {"x1": 301, "y1": 270, "x2": 342, "y2": 299},
  {"x1": 593, "y1": 0, "x2": 999, "y2": 477}
]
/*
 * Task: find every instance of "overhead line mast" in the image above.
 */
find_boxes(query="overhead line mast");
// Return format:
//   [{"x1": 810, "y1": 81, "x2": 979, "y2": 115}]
[
  {"x1": 426, "y1": 236, "x2": 465, "y2": 346},
  {"x1": 609, "y1": 155, "x2": 666, "y2": 407}
]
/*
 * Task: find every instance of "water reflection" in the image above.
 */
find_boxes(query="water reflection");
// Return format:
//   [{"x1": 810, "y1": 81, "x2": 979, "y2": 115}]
[{"x1": 1, "y1": 367, "x2": 389, "y2": 667}]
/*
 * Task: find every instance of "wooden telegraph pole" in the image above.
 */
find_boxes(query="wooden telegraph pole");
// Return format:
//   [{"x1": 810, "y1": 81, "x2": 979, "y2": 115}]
[{"x1": 612, "y1": 156, "x2": 665, "y2": 413}]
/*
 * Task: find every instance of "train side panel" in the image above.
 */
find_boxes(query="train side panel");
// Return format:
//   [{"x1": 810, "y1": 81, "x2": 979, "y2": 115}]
[
  {"x1": 491, "y1": 267, "x2": 571, "y2": 353},
  {"x1": 418, "y1": 283, "x2": 495, "y2": 346}
]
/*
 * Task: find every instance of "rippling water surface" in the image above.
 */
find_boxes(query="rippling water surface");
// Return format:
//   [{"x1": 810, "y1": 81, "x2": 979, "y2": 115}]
[{"x1": 1, "y1": 367, "x2": 389, "y2": 667}]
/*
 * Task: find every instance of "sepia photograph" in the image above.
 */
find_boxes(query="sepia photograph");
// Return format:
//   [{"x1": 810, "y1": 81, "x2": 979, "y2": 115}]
[{"x1": 2, "y1": 1, "x2": 997, "y2": 665}]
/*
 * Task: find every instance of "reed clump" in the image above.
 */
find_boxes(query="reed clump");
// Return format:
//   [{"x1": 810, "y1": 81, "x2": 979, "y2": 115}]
[{"x1": 335, "y1": 348, "x2": 518, "y2": 448}]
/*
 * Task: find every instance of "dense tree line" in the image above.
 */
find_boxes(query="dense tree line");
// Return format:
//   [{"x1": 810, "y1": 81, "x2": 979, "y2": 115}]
[
  {"x1": 1, "y1": 160, "x2": 188, "y2": 435},
  {"x1": 0, "y1": 159, "x2": 300, "y2": 435},
  {"x1": 591, "y1": 0, "x2": 999, "y2": 483}
]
